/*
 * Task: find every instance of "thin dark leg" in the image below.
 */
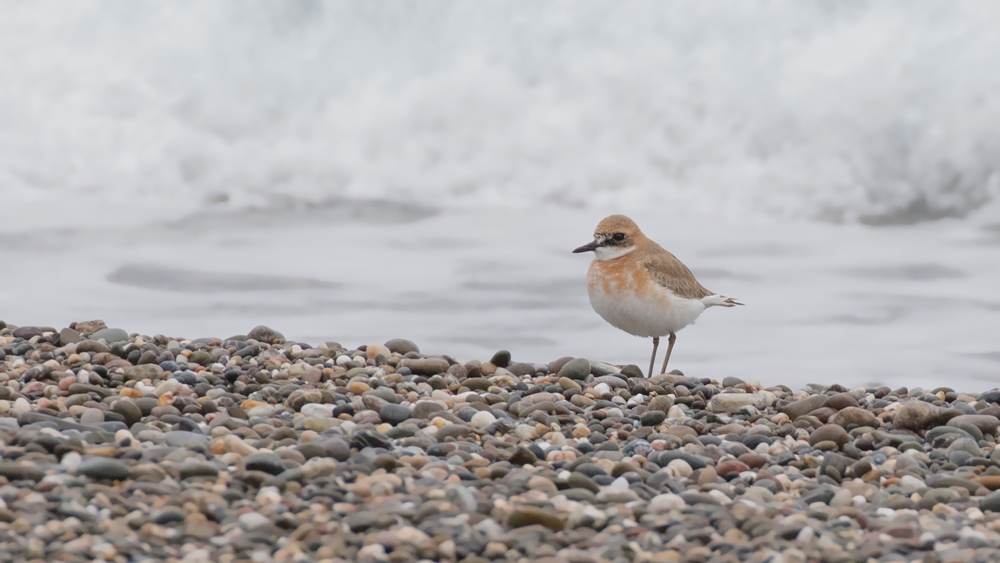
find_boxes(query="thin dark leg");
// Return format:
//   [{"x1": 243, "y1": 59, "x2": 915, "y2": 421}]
[
  {"x1": 659, "y1": 332, "x2": 677, "y2": 374},
  {"x1": 647, "y1": 336, "x2": 659, "y2": 378}
]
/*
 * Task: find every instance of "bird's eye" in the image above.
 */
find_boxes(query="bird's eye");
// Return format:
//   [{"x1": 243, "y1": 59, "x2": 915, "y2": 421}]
[{"x1": 613, "y1": 233, "x2": 626, "y2": 241}]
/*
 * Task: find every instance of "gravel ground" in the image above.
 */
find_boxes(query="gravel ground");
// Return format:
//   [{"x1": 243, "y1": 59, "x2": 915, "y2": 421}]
[{"x1": 2, "y1": 320, "x2": 1000, "y2": 563}]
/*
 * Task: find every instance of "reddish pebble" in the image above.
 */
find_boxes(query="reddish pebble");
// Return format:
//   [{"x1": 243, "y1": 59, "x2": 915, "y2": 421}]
[
  {"x1": 738, "y1": 453, "x2": 767, "y2": 469},
  {"x1": 716, "y1": 460, "x2": 751, "y2": 478}
]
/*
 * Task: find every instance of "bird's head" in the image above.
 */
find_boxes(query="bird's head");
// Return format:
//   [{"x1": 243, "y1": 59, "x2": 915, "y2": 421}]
[{"x1": 573, "y1": 214, "x2": 642, "y2": 260}]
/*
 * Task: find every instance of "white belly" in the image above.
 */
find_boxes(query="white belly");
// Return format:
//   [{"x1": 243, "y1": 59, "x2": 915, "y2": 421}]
[{"x1": 588, "y1": 285, "x2": 705, "y2": 338}]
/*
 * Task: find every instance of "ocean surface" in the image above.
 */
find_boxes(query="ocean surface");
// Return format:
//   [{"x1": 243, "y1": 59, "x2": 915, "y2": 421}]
[{"x1": 2, "y1": 2, "x2": 999, "y2": 391}]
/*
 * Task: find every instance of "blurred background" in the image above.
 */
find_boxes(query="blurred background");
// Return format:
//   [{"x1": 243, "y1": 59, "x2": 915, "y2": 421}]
[{"x1": 1, "y1": 1, "x2": 999, "y2": 390}]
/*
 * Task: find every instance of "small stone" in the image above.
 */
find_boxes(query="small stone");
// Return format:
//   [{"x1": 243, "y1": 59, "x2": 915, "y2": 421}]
[
  {"x1": 238, "y1": 511, "x2": 272, "y2": 530},
  {"x1": 378, "y1": 404, "x2": 412, "y2": 426},
  {"x1": 245, "y1": 452, "x2": 285, "y2": 476},
  {"x1": 739, "y1": 453, "x2": 767, "y2": 469},
  {"x1": 315, "y1": 437, "x2": 350, "y2": 461},
  {"x1": 489, "y1": 350, "x2": 511, "y2": 368},
  {"x1": 783, "y1": 395, "x2": 828, "y2": 420},
  {"x1": 78, "y1": 458, "x2": 130, "y2": 481},
  {"x1": 12, "y1": 326, "x2": 43, "y2": 339},
  {"x1": 0, "y1": 462, "x2": 44, "y2": 482},
  {"x1": 697, "y1": 466, "x2": 718, "y2": 485},
  {"x1": 527, "y1": 476, "x2": 557, "y2": 493},
  {"x1": 246, "y1": 325, "x2": 285, "y2": 344},
  {"x1": 59, "y1": 328, "x2": 82, "y2": 345},
  {"x1": 830, "y1": 407, "x2": 879, "y2": 429},
  {"x1": 508, "y1": 506, "x2": 563, "y2": 531},
  {"x1": 823, "y1": 393, "x2": 859, "y2": 410},
  {"x1": 404, "y1": 358, "x2": 450, "y2": 376},
  {"x1": 507, "y1": 362, "x2": 536, "y2": 376},
  {"x1": 164, "y1": 431, "x2": 209, "y2": 447},
  {"x1": 509, "y1": 447, "x2": 537, "y2": 465},
  {"x1": 647, "y1": 395, "x2": 675, "y2": 412},
  {"x1": 88, "y1": 328, "x2": 129, "y2": 344},
  {"x1": 666, "y1": 459, "x2": 693, "y2": 477},
  {"x1": 558, "y1": 377, "x2": 581, "y2": 390},
  {"x1": 470, "y1": 411, "x2": 497, "y2": 428},
  {"x1": 79, "y1": 408, "x2": 104, "y2": 425},
  {"x1": 384, "y1": 339, "x2": 419, "y2": 355},
  {"x1": 894, "y1": 400, "x2": 939, "y2": 431},
  {"x1": 180, "y1": 463, "x2": 220, "y2": 480},
  {"x1": 709, "y1": 393, "x2": 767, "y2": 413},
  {"x1": 620, "y1": 365, "x2": 644, "y2": 378},
  {"x1": 947, "y1": 414, "x2": 999, "y2": 435},
  {"x1": 641, "y1": 411, "x2": 666, "y2": 426},
  {"x1": 463, "y1": 378, "x2": 492, "y2": 391},
  {"x1": 716, "y1": 460, "x2": 750, "y2": 478},
  {"x1": 722, "y1": 376, "x2": 746, "y2": 388},
  {"x1": 73, "y1": 319, "x2": 108, "y2": 335},
  {"x1": 981, "y1": 491, "x2": 1000, "y2": 512},
  {"x1": 810, "y1": 424, "x2": 849, "y2": 447},
  {"x1": 366, "y1": 344, "x2": 391, "y2": 360},
  {"x1": 558, "y1": 358, "x2": 591, "y2": 380},
  {"x1": 648, "y1": 493, "x2": 686, "y2": 513},
  {"x1": 411, "y1": 401, "x2": 445, "y2": 419}
]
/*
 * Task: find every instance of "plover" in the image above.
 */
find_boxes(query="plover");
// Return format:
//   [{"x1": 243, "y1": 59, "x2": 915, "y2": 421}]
[{"x1": 573, "y1": 214, "x2": 743, "y2": 377}]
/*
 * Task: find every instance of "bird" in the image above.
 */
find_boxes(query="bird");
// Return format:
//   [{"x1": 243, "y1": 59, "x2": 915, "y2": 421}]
[{"x1": 573, "y1": 214, "x2": 742, "y2": 378}]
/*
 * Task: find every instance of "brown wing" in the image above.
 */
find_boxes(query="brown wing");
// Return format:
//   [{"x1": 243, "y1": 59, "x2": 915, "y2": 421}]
[{"x1": 643, "y1": 247, "x2": 713, "y2": 299}]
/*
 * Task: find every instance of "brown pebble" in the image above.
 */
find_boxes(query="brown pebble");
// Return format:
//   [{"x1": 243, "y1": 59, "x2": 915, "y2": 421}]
[
  {"x1": 717, "y1": 460, "x2": 751, "y2": 478},
  {"x1": 810, "y1": 424, "x2": 849, "y2": 446},
  {"x1": 977, "y1": 476, "x2": 1000, "y2": 491},
  {"x1": 738, "y1": 453, "x2": 767, "y2": 469},
  {"x1": 697, "y1": 466, "x2": 718, "y2": 485}
]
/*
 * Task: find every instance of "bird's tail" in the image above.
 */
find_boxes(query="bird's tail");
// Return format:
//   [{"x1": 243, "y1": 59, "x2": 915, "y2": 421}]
[{"x1": 703, "y1": 294, "x2": 744, "y2": 308}]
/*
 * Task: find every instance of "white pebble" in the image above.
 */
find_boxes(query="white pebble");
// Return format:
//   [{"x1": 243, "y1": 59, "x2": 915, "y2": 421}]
[
  {"x1": 238, "y1": 511, "x2": 271, "y2": 530},
  {"x1": 11, "y1": 398, "x2": 30, "y2": 415},
  {"x1": 300, "y1": 404, "x2": 336, "y2": 418},
  {"x1": 899, "y1": 474, "x2": 924, "y2": 492},
  {"x1": 155, "y1": 379, "x2": 181, "y2": 395},
  {"x1": 256, "y1": 486, "x2": 282, "y2": 505},
  {"x1": 594, "y1": 383, "x2": 611, "y2": 395},
  {"x1": 515, "y1": 425, "x2": 536, "y2": 440},
  {"x1": 608, "y1": 476, "x2": 630, "y2": 491},
  {"x1": 647, "y1": 493, "x2": 685, "y2": 513},
  {"x1": 79, "y1": 408, "x2": 104, "y2": 425},
  {"x1": 61, "y1": 451, "x2": 82, "y2": 471},
  {"x1": 470, "y1": 411, "x2": 496, "y2": 429},
  {"x1": 248, "y1": 405, "x2": 276, "y2": 418},
  {"x1": 666, "y1": 459, "x2": 693, "y2": 477}
]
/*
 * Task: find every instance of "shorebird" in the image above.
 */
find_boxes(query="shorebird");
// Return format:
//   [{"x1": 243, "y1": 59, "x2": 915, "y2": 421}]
[{"x1": 573, "y1": 214, "x2": 742, "y2": 377}]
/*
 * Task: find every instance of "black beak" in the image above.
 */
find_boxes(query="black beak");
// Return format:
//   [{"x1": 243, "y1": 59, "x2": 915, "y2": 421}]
[{"x1": 572, "y1": 240, "x2": 599, "y2": 253}]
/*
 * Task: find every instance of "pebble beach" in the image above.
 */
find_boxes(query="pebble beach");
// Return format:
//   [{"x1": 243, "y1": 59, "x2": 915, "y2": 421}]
[{"x1": 2, "y1": 321, "x2": 1000, "y2": 563}]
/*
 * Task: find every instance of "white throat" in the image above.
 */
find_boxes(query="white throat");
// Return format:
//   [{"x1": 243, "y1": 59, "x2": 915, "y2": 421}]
[{"x1": 594, "y1": 245, "x2": 636, "y2": 261}]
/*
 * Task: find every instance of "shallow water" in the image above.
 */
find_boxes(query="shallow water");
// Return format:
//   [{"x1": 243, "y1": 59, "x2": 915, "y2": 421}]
[{"x1": 2, "y1": 199, "x2": 999, "y2": 392}]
